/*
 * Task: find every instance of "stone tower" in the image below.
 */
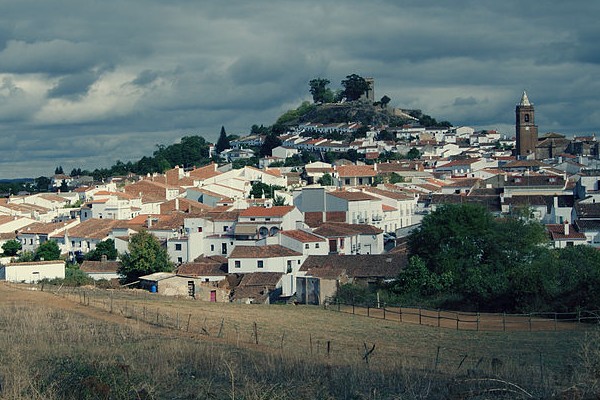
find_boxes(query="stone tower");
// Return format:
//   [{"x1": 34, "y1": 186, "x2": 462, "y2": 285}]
[{"x1": 515, "y1": 91, "x2": 538, "y2": 158}]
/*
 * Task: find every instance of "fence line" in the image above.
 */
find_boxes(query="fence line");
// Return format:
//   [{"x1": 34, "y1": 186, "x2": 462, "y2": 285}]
[{"x1": 328, "y1": 301, "x2": 599, "y2": 331}]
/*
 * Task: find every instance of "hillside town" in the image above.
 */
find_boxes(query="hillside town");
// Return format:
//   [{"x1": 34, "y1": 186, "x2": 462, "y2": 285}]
[{"x1": 1, "y1": 90, "x2": 599, "y2": 305}]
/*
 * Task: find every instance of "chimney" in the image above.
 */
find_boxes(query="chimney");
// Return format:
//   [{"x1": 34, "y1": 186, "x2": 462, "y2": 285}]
[
  {"x1": 564, "y1": 220, "x2": 569, "y2": 236},
  {"x1": 101, "y1": 254, "x2": 107, "y2": 263},
  {"x1": 147, "y1": 215, "x2": 153, "y2": 228},
  {"x1": 175, "y1": 198, "x2": 179, "y2": 211}
]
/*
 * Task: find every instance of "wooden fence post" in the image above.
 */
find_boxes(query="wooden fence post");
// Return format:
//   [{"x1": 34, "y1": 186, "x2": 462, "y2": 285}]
[
  {"x1": 399, "y1": 307, "x2": 403, "y2": 323},
  {"x1": 476, "y1": 312, "x2": 480, "y2": 331},
  {"x1": 503, "y1": 312, "x2": 506, "y2": 332},
  {"x1": 554, "y1": 313, "x2": 557, "y2": 331},
  {"x1": 456, "y1": 313, "x2": 459, "y2": 330},
  {"x1": 529, "y1": 313, "x2": 532, "y2": 331},
  {"x1": 253, "y1": 322, "x2": 259, "y2": 345},
  {"x1": 437, "y1": 309, "x2": 441, "y2": 328},
  {"x1": 383, "y1": 304, "x2": 386, "y2": 320},
  {"x1": 419, "y1": 307, "x2": 422, "y2": 325},
  {"x1": 186, "y1": 314, "x2": 192, "y2": 332},
  {"x1": 367, "y1": 305, "x2": 370, "y2": 317}
]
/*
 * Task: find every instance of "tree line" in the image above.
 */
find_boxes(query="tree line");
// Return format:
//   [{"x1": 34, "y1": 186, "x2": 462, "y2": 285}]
[{"x1": 337, "y1": 203, "x2": 600, "y2": 313}]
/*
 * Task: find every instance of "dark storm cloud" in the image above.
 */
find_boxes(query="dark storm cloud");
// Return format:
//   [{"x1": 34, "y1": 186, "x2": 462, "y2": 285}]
[{"x1": 0, "y1": 0, "x2": 599, "y2": 178}]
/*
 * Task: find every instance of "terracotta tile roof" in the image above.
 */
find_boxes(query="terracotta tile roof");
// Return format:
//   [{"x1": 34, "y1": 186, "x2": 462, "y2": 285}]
[
  {"x1": 436, "y1": 158, "x2": 481, "y2": 168},
  {"x1": 363, "y1": 187, "x2": 414, "y2": 201},
  {"x1": 229, "y1": 245, "x2": 302, "y2": 258},
  {"x1": 39, "y1": 194, "x2": 69, "y2": 202},
  {"x1": 66, "y1": 219, "x2": 119, "y2": 240},
  {"x1": 575, "y1": 202, "x2": 600, "y2": 219},
  {"x1": 313, "y1": 222, "x2": 383, "y2": 237},
  {"x1": 505, "y1": 175, "x2": 566, "y2": 187},
  {"x1": 300, "y1": 254, "x2": 407, "y2": 279},
  {"x1": 239, "y1": 206, "x2": 295, "y2": 218},
  {"x1": 189, "y1": 164, "x2": 221, "y2": 180},
  {"x1": 382, "y1": 204, "x2": 397, "y2": 212},
  {"x1": 336, "y1": 165, "x2": 377, "y2": 178},
  {"x1": 327, "y1": 191, "x2": 378, "y2": 202},
  {"x1": 231, "y1": 272, "x2": 284, "y2": 302},
  {"x1": 80, "y1": 260, "x2": 121, "y2": 273},
  {"x1": 177, "y1": 260, "x2": 228, "y2": 276},
  {"x1": 19, "y1": 221, "x2": 72, "y2": 235},
  {"x1": 148, "y1": 213, "x2": 187, "y2": 230},
  {"x1": 546, "y1": 224, "x2": 586, "y2": 241},
  {"x1": 280, "y1": 230, "x2": 326, "y2": 243}
]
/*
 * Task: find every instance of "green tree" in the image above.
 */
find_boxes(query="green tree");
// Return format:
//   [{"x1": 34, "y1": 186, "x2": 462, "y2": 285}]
[
  {"x1": 380, "y1": 95, "x2": 391, "y2": 109},
  {"x1": 17, "y1": 251, "x2": 35, "y2": 262},
  {"x1": 318, "y1": 173, "x2": 333, "y2": 186},
  {"x1": 34, "y1": 240, "x2": 61, "y2": 261},
  {"x1": 260, "y1": 133, "x2": 282, "y2": 157},
  {"x1": 2, "y1": 239, "x2": 21, "y2": 256},
  {"x1": 273, "y1": 195, "x2": 287, "y2": 206},
  {"x1": 54, "y1": 166, "x2": 64, "y2": 175},
  {"x1": 389, "y1": 173, "x2": 404, "y2": 184},
  {"x1": 309, "y1": 78, "x2": 334, "y2": 104},
  {"x1": 406, "y1": 147, "x2": 421, "y2": 160},
  {"x1": 118, "y1": 231, "x2": 174, "y2": 284},
  {"x1": 341, "y1": 74, "x2": 370, "y2": 101},
  {"x1": 215, "y1": 126, "x2": 231, "y2": 154},
  {"x1": 85, "y1": 239, "x2": 118, "y2": 261},
  {"x1": 35, "y1": 176, "x2": 50, "y2": 192}
]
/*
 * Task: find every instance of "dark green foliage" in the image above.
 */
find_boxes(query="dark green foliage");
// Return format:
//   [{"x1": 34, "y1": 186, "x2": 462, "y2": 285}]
[
  {"x1": 2, "y1": 239, "x2": 21, "y2": 256},
  {"x1": 377, "y1": 129, "x2": 395, "y2": 141},
  {"x1": 318, "y1": 173, "x2": 333, "y2": 186},
  {"x1": 232, "y1": 156, "x2": 259, "y2": 169},
  {"x1": 35, "y1": 176, "x2": 51, "y2": 192},
  {"x1": 34, "y1": 240, "x2": 61, "y2": 261},
  {"x1": 389, "y1": 173, "x2": 404, "y2": 184},
  {"x1": 17, "y1": 250, "x2": 35, "y2": 262},
  {"x1": 309, "y1": 78, "x2": 335, "y2": 104},
  {"x1": 341, "y1": 74, "x2": 370, "y2": 101},
  {"x1": 54, "y1": 166, "x2": 64, "y2": 175},
  {"x1": 260, "y1": 133, "x2": 282, "y2": 157},
  {"x1": 215, "y1": 126, "x2": 231, "y2": 153},
  {"x1": 118, "y1": 230, "x2": 174, "y2": 284},
  {"x1": 85, "y1": 239, "x2": 118, "y2": 261},
  {"x1": 273, "y1": 195, "x2": 287, "y2": 206},
  {"x1": 250, "y1": 182, "x2": 283, "y2": 199},
  {"x1": 406, "y1": 147, "x2": 421, "y2": 159}
]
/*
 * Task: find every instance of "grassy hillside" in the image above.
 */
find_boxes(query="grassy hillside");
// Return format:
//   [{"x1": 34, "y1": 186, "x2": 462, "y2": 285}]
[{"x1": 0, "y1": 283, "x2": 596, "y2": 399}]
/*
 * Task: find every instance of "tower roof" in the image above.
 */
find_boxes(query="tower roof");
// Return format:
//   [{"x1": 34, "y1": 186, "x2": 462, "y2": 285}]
[{"x1": 519, "y1": 90, "x2": 532, "y2": 106}]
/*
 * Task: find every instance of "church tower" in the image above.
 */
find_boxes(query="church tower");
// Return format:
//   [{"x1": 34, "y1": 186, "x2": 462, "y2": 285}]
[{"x1": 515, "y1": 91, "x2": 538, "y2": 158}]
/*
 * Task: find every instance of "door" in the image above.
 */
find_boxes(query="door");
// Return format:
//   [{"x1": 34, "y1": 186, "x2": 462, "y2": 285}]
[
  {"x1": 329, "y1": 239, "x2": 337, "y2": 253},
  {"x1": 210, "y1": 290, "x2": 217, "y2": 302}
]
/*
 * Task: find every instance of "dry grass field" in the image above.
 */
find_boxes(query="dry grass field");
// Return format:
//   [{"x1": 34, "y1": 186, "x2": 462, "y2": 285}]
[{"x1": 0, "y1": 282, "x2": 599, "y2": 399}]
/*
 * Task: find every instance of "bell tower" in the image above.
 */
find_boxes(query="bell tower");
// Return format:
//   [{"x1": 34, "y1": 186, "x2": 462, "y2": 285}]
[{"x1": 515, "y1": 91, "x2": 538, "y2": 158}]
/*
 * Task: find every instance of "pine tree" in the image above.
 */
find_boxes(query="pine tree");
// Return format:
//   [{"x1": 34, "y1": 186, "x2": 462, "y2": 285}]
[{"x1": 216, "y1": 126, "x2": 231, "y2": 153}]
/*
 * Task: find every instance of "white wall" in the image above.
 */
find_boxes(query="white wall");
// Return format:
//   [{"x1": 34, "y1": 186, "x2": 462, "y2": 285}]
[{"x1": 2, "y1": 261, "x2": 65, "y2": 283}]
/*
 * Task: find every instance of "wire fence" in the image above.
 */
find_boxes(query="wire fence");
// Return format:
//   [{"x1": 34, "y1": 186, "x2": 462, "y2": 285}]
[{"x1": 326, "y1": 300, "x2": 599, "y2": 331}]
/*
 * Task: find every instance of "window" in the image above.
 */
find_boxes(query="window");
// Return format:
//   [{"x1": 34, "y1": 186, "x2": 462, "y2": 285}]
[
  {"x1": 223, "y1": 226, "x2": 229, "y2": 232},
  {"x1": 340, "y1": 238, "x2": 345, "y2": 249},
  {"x1": 345, "y1": 178, "x2": 350, "y2": 185},
  {"x1": 198, "y1": 227, "x2": 202, "y2": 232},
  {"x1": 315, "y1": 243, "x2": 320, "y2": 248},
  {"x1": 235, "y1": 260, "x2": 241, "y2": 268},
  {"x1": 250, "y1": 218, "x2": 256, "y2": 221},
  {"x1": 524, "y1": 114, "x2": 530, "y2": 122},
  {"x1": 177, "y1": 257, "x2": 183, "y2": 263},
  {"x1": 210, "y1": 244, "x2": 215, "y2": 251},
  {"x1": 175, "y1": 244, "x2": 182, "y2": 251},
  {"x1": 265, "y1": 218, "x2": 271, "y2": 221},
  {"x1": 305, "y1": 243, "x2": 309, "y2": 249},
  {"x1": 257, "y1": 260, "x2": 264, "y2": 268}
]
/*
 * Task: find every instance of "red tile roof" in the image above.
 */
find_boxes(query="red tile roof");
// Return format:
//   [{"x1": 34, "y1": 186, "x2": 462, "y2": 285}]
[
  {"x1": 239, "y1": 206, "x2": 295, "y2": 218},
  {"x1": 229, "y1": 245, "x2": 302, "y2": 258},
  {"x1": 327, "y1": 191, "x2": 378, "y2": 201},
  {"x1": 336, "y1": 165, "x2": 377, "y2": 177},
  {"x1": 280, "y1": 230, "x2": 326, "y2": 243}
]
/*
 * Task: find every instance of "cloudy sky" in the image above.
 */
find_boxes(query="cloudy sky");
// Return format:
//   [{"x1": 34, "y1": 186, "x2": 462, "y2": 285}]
[{"x1": 1, "y1": 0, "x2": 599, "y2": 179}]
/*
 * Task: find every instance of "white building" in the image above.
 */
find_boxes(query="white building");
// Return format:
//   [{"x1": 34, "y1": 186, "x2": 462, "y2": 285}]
[{"x1": 0, "y1": 260, "x2": 65, "y2": 283}]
